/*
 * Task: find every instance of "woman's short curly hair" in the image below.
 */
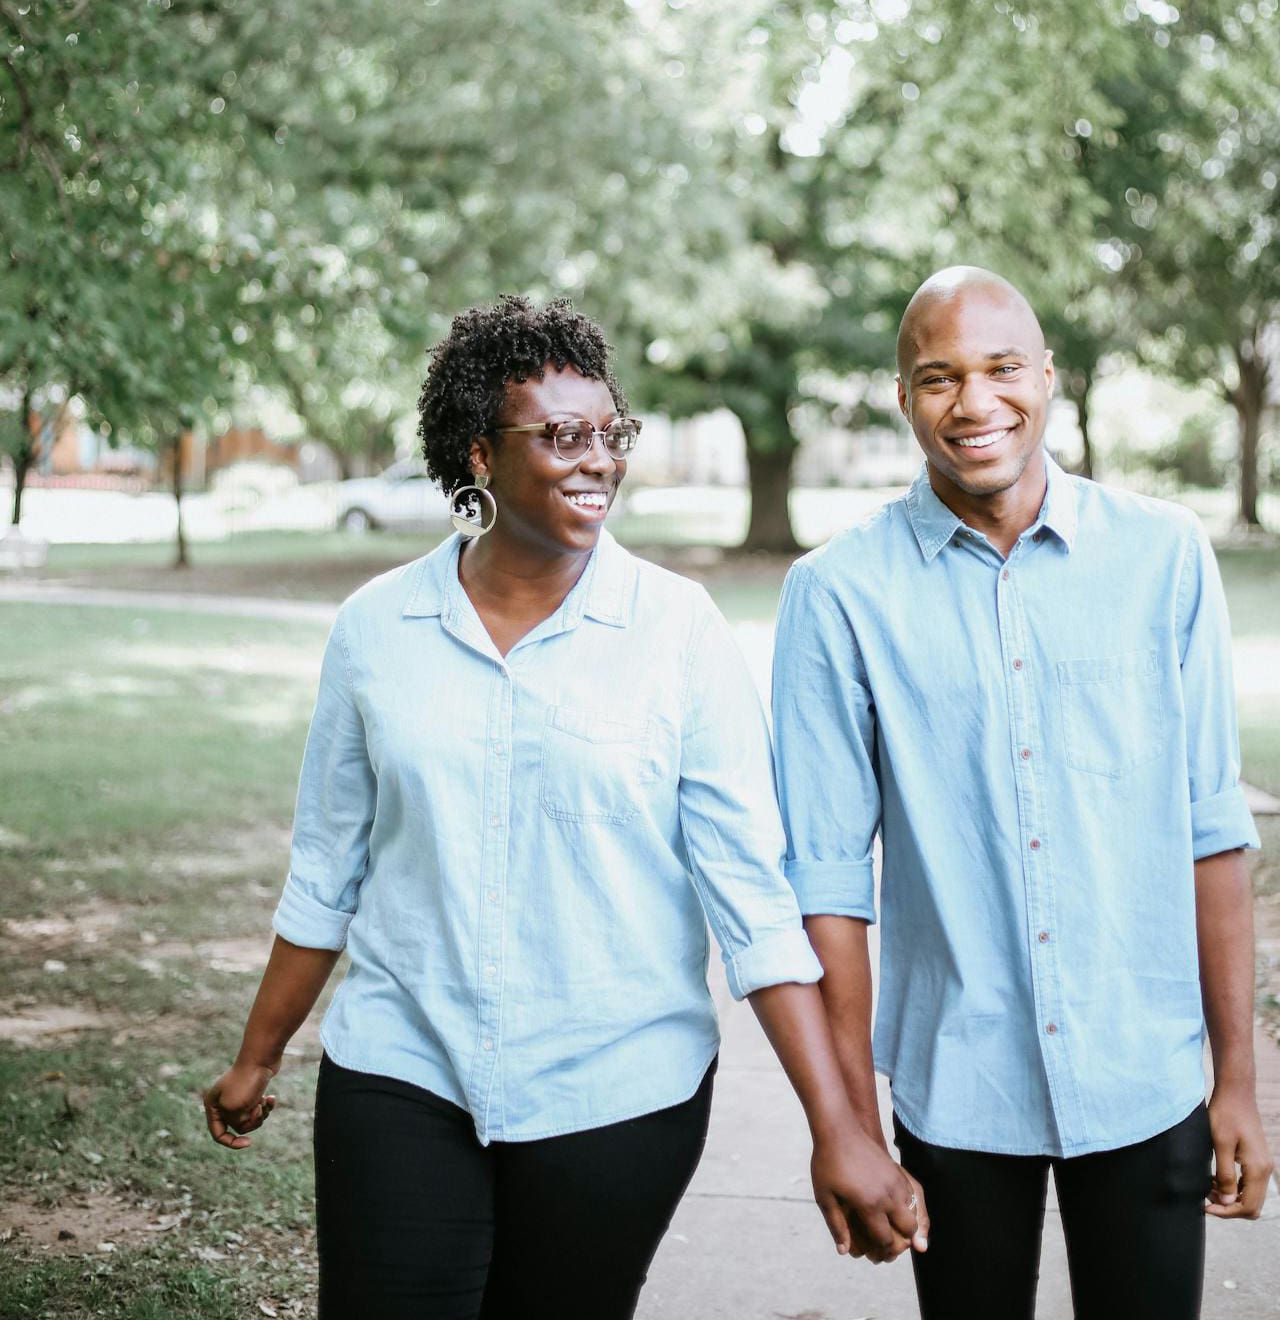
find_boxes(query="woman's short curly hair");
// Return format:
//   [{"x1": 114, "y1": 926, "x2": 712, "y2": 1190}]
[{"x1": 417, "y1": 295, "x2": 628, "y2": 496}]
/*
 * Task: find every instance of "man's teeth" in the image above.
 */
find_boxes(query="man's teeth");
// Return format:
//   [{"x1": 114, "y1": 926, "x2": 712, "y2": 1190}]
[
  {"x1": 566, "y1": 492, "x2": 607, "y2": 508},
  {"x1": 951, "y1": 429, "x2": 1010, "y2": 449}
]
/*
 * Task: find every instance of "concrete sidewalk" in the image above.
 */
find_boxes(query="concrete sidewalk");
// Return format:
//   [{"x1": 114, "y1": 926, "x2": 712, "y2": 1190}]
[{"x1": 639, "y1": 972, "x2": 1280, "y2": 1320}]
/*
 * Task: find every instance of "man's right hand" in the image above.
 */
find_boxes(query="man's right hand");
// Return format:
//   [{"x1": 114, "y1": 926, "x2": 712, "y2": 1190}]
[{"x1": 812, "y1": 1128, "x2": 929, "y2": 1262}]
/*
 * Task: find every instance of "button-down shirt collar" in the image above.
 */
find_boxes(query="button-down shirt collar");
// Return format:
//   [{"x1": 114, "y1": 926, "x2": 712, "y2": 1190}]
[
  {"x1": 904, "y1": 452, "x2": 1079, "y2": 564},
  {"x1": 403, "y1": 528, "x2": 636, "y2": 632}
]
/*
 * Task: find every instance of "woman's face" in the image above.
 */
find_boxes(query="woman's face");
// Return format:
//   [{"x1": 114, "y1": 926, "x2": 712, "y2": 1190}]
[{"x1": 476, "y1": 364, "x2": 627, "y2": 557}]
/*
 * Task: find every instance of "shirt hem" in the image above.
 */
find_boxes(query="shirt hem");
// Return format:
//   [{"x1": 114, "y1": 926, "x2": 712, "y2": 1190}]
[
  {"x1": 889, "y1": 1087, "x2": 1206, "y2": 1159},
  {"x1": 320, "y1": 1028, "x2": 721, "y2": 1145}
]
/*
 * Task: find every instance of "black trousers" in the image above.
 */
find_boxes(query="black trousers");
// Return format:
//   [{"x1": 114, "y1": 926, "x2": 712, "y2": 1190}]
[
  {"x1": 313, "y1": 1054, "x2": 715, "y2": 1320},
  {"x1": 894, "y1": 1105, "x2": 1213, "y2": 1320}
]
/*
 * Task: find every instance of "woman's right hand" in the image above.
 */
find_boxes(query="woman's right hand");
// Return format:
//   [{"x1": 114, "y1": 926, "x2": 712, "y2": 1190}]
[{"x1": 203, "y1": 1061, "x2": 278, "y2": 1150}]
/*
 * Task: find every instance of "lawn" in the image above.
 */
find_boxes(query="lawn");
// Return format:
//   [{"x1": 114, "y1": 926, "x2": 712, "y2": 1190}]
[
  {"x1": 1, "y1": 538, "x2": 1277, "y2": 1316},
  {"x1": 0, "y1": 604, "x2": 330, "y2": 1318}
]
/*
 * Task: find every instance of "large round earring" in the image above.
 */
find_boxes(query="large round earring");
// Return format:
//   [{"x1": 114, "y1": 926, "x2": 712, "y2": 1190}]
[{"x1": 450, "y1": 474, "x2": 497, "y2": 538}]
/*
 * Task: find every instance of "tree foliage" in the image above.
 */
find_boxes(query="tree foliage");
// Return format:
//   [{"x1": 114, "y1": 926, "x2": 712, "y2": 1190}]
[{"x1": 3, "y1": 0, "x2": 1275, "y2": 547}]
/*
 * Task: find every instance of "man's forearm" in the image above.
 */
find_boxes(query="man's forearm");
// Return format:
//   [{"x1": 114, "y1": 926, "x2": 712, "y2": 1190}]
[
  {"x1": 803, "y1": 914, "x2": 884, "y2": 1145},
  {"x1": 1195, "y1": 848, "x2": 1256, "y2": 1087}
]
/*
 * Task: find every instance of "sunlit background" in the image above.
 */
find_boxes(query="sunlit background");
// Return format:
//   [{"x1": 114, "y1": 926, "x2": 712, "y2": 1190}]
[{"x1": 2, "y1": 4, "x2": 1279, "y2": 1317}]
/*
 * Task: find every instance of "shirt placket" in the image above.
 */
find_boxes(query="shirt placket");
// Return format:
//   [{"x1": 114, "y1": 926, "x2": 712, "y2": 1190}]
[
  {"x1": 466, "y1": 661, "x2": 513, "y2": 1139},
  {"x1": 996, "y1": 540, "x2": 1085, "y2": 1149}
]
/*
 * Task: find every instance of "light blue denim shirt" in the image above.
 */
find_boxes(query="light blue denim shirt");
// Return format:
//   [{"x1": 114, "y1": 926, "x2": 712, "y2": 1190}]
[
  {"x1": 275, "y1": 530, "x2": 821, "y2": 1143},
  {"x1": 772, "y1": 459, "x2": 1260, "y2": 1158}
]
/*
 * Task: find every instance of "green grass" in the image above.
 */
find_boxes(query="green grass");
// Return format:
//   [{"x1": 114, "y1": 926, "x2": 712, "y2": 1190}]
[
  {"x1": 43, "y1": 529, "x2": 438, "y2": 574},
  {"x1": 1218, "y1": 545, "x2": 1280, "y2": 640},
  {"x1": 0, "y1": 602, "x2": 328, "y2": 1318}
]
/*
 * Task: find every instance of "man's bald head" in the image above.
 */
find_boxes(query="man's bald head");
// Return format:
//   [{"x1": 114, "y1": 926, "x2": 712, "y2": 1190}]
[{"x1": 896, "y1": 266, "x2": 1044, "y2": 383}]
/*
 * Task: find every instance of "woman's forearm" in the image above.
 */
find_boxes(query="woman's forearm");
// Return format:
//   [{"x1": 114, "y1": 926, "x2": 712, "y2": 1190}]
[
  {"x1": 746, "y1": 979, "x2": 861, "y2": 1140},
  {"x1": 235, "y1": 935, "x2": 342, "y2": 1071}
]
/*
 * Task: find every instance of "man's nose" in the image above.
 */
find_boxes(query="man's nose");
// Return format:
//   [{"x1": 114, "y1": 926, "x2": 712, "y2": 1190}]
[{"x1": 952, "y1": 374, "x2": 996, "y2": 420}]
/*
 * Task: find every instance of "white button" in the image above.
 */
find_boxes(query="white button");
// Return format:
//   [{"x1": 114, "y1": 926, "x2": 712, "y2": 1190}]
[
  {"x1": 481, "y1": 1037, "x2": 494, "y2": 1051},
  {"x1": 487, "y1": 889, "x2": 499, "y2": 903},
  {"x1": 489, "y1": 815, "x2": 501, "y2": 828},
  {"x1": 486, "y1": 963, "x2": 498, "y2": 977}
]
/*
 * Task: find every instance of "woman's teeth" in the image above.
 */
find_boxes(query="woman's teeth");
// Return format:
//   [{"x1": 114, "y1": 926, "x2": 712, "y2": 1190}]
[{"x1": 566, "y1": 492, "x2": 607, "y2": 509}]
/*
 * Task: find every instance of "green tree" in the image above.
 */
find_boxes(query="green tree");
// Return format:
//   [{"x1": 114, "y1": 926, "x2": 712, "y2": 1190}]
[{"x1": 1134, "y1": 1, "x2": 1280, "y2": 528}]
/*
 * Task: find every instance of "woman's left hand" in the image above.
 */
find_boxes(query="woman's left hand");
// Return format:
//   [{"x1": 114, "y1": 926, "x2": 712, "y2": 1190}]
[{"x1": 811, "y1": 1126, "x2": 929, "y2": 1262}]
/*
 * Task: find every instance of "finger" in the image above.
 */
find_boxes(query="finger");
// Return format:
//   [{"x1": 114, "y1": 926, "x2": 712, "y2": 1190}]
[
  {"x1": 1238, "y1": 1164, "x2": 1271, "y2": 1219},
  {"x1": 864, "y1": 1213, "x2": 910, "y2": 1264},
  {"x1": 816, "y1": 1193, "x2": 852, "y2": 1255},
  {"x1": 207, "y1": 1110, "x2": 252, "y2": 1149},
  {"x1": 1211, "y1": 1136, "x2": 1240, "y2": 1205},
  {"x1": 885, "y1": 1184, "x2": 921, "y2": 1244},
  {"x1": 906, "y1": 1174, "x2": 930, "y2": 1251}
]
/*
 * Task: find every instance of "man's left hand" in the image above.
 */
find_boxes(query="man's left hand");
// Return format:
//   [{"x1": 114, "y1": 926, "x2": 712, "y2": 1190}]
[{"x1": 1205, "y1": 1081, "x2": 1274, "y2": 1219}]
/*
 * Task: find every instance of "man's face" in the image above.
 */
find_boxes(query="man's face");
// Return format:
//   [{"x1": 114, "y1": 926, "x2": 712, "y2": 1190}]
[{"x1": 897, "y1": 288, "x2": 1054, "y2": 506}]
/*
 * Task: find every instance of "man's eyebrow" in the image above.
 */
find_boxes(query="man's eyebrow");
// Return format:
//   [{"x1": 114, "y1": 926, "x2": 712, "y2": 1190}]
[
  {"x1": 911, "y1": 359, "x2": 952, "y2": 378},
  {"x1": 910, "y1": 348, "x2": 1031, "y2": 379}
]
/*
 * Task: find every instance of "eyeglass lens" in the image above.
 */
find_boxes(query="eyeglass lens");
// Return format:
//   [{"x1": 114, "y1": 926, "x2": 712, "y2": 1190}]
[{"x1": 552, "y1": 419, "x2": 638, "y2": 460}]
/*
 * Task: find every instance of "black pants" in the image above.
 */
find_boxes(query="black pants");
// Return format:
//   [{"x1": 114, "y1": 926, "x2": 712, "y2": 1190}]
[
  {"x1": 894, "y1": 1105, "x2": 1212, "y2": 1320},
  {"x1": 313, "y1": 1054, "x2": 715, "y2": 1320}
]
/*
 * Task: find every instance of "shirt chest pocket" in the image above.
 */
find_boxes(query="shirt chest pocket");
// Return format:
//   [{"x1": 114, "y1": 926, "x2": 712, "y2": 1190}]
[
  {"x1": 1056, "y1": 648, "x2": 1165, "y2": 779},
  {"x1": 540, "y1": 706, "x2": 659, "y2": 825}
]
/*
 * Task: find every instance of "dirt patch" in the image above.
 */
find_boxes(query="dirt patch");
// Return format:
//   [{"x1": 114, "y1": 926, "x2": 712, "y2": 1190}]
[
  {"x1": 136, "y1": 935, "x2": 273, "y2": 975},
  {"x1": 0, "y1": 1191, "x2": 185, "y2": 1254},
  {"x1": 159, "y1": 821, "x2": 292, "y2": 878},
  {"x1": 0, "y1": 825, "x2": 31, "y2": 851},
  {"x1": 3, "y1": 903, "x2": 126, "y2": 951},
  {"x1": 0, "y1": 1004, "x2": 117, "y2": 1045}
]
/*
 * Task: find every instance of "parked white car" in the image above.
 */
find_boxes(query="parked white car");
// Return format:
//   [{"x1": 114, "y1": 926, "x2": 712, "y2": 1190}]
[{"x1": 335, "y1": 458, "x2": 452, "y2": 533}]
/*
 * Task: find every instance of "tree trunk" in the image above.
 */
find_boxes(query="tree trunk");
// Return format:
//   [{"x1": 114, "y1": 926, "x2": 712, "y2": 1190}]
[
  {"x1": 1232, "y1": 341, "x2": 1266, "y2": 530},
  {"x1": 741, "y1": 443, "x2": 800, "y2": 554},
  {"x1": 1073, "y1": 371, "x2": 1094, "y2": 481},
  {"x1": 10, "y1": 384, "x2": 36, "y2": 527},
  {"x1": 171, "y1": 432, "x2": 189, "y2": 568}
]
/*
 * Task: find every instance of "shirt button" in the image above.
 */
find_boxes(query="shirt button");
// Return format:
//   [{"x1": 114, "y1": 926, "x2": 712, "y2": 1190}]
[
  {"x1": 482, "y1": 1037, "x2": 494, "y2": 1051},
  {"x1": 1045, "y1": 1022, "x2": 1058, "y2": 1035},
  {"x1": 1012, "y1": 658, "x2": 1024, "y2": 671},
  {"x1": 493, "y1": 742, "x2": 506, "y2": 757},
  {"x1": 1021, "y1": 748, "x2": 1032, "y2": 760},
  {"x1": 1001, "y1": 569, "x2": 1010, "y2": 581},
  {"x1": 486, "y1": 963, "x2": 498, "y2": 977},
  {"x1": 487, "y1": 888, "x2": 499, "y2": 903},
  {"x1": 1029, "y1": 837, "x2": 1041, "y2": 851},
  {"x1": 1038, "y1": 931, "x2": 1050, "y2": 943},
  {"x1": 489, "y1": 814, "x2": 501, "y2": 828},
  {"x1": 1033, "y1": 532, "x2": 1043, "y2": 542}
]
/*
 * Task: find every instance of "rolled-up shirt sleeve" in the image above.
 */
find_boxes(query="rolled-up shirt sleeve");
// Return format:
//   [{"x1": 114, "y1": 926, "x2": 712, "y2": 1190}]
[
  {"x1": 273, "y1": 611, "x2": 377, "y2": 949},
  {"x1": 677, "y1": 597, "x2": 822, "y2": 1000},
  {"x1": 1175, "y1": 519, "x2": 1260, "y2": 859},
  {"x1": 772, "y1": 564, "x2": 880, "y2": 920}
]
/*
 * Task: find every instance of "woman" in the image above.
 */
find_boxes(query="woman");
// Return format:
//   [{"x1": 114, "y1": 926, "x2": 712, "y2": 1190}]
[{"x1": 204, "y1": 297, "x2": 920, "y2": 1319}]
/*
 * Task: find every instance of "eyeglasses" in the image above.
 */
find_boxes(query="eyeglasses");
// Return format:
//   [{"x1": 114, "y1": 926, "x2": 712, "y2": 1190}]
[{"x1": 489, "y1": 417, "x2": 642, "y2": 462}]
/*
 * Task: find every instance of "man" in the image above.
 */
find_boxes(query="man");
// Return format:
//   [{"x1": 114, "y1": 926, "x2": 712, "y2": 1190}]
[{"x1": 772, "y1": 266, "x2": 1272, "y2": 1318}]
